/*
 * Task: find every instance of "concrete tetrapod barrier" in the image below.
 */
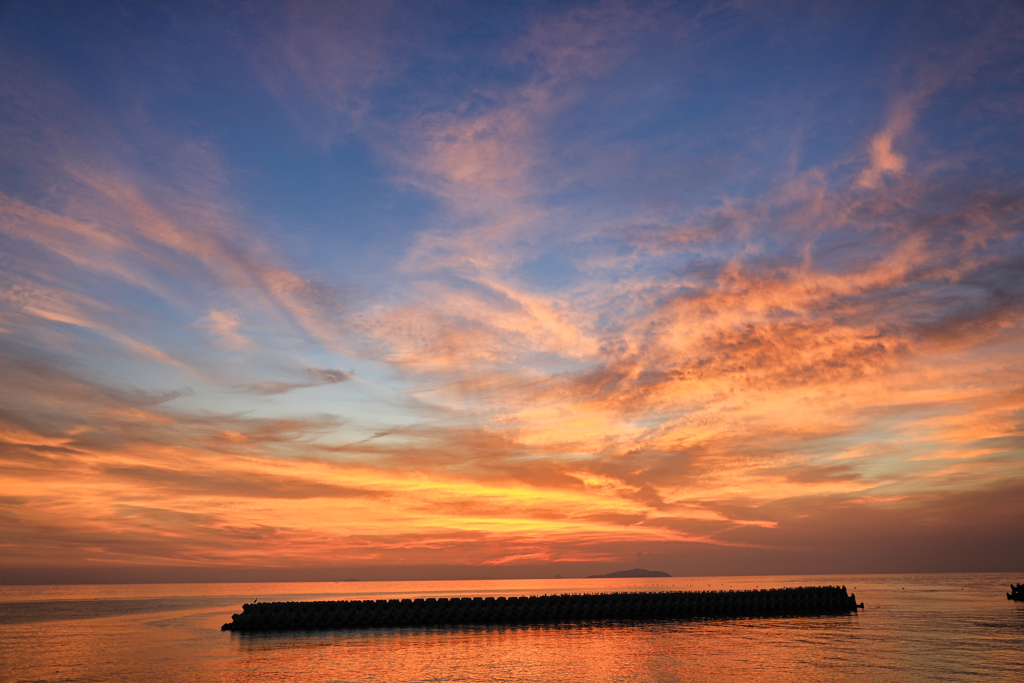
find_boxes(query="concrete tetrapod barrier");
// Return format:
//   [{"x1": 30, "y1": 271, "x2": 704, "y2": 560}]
[{"x1": 221, "y1": 586, "x2": 864, "y2": 632}]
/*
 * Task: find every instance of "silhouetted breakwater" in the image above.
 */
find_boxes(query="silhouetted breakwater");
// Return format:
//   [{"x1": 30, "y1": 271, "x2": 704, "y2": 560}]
[
  {"x1": 221, "y1": 586, "x2": 863, "y2": 632},
  {"x1": 1008, "y1": 584, "x2": 1023, "y2": 601}
]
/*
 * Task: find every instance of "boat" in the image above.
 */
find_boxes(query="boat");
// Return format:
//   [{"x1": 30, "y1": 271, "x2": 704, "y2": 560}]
[{"x1": 1008, "y1": 584, "x2": 1023, "y2": 601}]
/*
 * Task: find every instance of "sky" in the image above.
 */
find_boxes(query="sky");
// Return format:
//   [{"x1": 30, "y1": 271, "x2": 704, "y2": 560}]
[{"x1": 1, "y1": 0, "x2": 1023, "y2": 584}]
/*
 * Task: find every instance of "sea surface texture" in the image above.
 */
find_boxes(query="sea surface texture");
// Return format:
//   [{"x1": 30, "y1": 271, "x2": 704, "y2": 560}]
[{"x1": 1, "y1": 573, "x2": 1021, "y2": 682}]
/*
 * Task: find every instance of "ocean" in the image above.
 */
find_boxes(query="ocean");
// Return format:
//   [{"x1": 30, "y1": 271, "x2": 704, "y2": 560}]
[{"x1": 1, "y1": 573, "x2": 1021, "y2": 682}]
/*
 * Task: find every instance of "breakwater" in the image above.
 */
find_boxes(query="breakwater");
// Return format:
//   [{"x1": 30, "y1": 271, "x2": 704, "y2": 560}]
[{"x1": 221, "y1": 585, "x2": 863, "y2": 632}]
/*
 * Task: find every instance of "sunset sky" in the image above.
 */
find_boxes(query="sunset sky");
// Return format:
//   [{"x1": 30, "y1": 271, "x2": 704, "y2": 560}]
[{"x1": 1, "y1": 1, "x2": 1023, "y2": 583}]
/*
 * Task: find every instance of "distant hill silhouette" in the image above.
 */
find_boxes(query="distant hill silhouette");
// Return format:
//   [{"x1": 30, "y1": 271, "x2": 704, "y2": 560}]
[{"x1": 587, "y1": 568, "x2": 671, "y2": 578}]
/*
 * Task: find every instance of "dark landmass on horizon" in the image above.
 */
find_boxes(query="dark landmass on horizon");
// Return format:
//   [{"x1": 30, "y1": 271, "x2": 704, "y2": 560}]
[
  {"x1": 587, "y1": 569, "x2": 671, "y2": 579},
  {"x1": 4, "y1": 539, "x2": 1023, "y2": 586}
]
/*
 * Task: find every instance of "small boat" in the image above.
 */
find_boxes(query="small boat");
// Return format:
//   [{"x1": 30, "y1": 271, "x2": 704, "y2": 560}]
[{"x1": 1008, "y1": 584, "x2": 1023, "y2": 601}]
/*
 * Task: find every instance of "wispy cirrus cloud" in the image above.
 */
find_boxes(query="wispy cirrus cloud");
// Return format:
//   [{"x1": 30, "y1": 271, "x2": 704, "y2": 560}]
[{"x1": 233, "y1": 366, "x2": 351, "y2": 395}]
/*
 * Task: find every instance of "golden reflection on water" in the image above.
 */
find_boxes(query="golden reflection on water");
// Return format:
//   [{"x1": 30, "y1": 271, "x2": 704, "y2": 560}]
[
  {"x1": 2, "y1": 574, "x2": 1022, "y2": 682},
  {"x1": 227, "y1": 617, "x2": 869, "y2": 682}
]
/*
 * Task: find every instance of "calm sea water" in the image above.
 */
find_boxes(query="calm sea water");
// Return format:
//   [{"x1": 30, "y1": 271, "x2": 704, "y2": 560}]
[{"x1": 1, "y1": 573, "x2": 1022, "y2": 682}]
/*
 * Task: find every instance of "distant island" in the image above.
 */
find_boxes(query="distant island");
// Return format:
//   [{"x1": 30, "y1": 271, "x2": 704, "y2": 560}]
[{"x1": 587, "y1": 568, "x2": 671, "y2": 578}]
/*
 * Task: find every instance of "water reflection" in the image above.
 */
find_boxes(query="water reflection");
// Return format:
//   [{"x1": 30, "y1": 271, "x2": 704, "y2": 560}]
[
  {"x1": 1, "y1": 574, "x2": 1021, "y2": 682},
  {"x1": 227, "y1": 616, "x2": 869, "y2": 682}
]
